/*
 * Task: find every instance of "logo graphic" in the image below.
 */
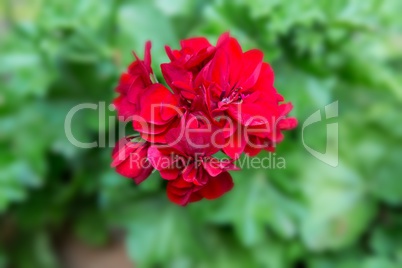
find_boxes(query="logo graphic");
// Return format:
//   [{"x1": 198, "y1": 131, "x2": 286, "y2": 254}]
[{"x1": 302, "y1": 101, "x2": 338, "y2": 167}]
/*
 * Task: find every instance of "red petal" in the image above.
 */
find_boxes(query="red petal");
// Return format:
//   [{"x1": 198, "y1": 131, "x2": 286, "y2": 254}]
[
  {"x1": 238, "y1": 49, "x2": 263, "y2": 89},
  {"x1": 278, "y1": 117, "x2": 298, "y2": 130},
  {"x1": 199, "y1": 172, "x2": 234, "y2": 200},
  {"x1": 116, "y1": 73, "x2": 134, "y2": 94},
  {"x1": 126, "y1": 76, "x2": 149, "y2": 103},
  {"x1": 180, "y1": 37, "x2": 212, "y2": 53},
  {"x1": 223, "y1": 128, "x2": 247, "y2": 159},
  {"x1": 169, "y1": 176, "x2": 193, "y2": 188},
  {"x1": 166, "y1": 177, "x2": 196, "y2": 206},
  {"x1": 139, "y1": 84, "x2": 179, "y2": 124},
  {"x1": 166, "y1": 190, "x2": 191, "y2": 206},
  {"x1": 160, "y1": 168, "x2": 181, "y2": 180},
  {"x1": 182, "y1": 163, "x2": 197, "y2": 182},
  {"x1": 131, "y1": 164, "x2": 154, "y2": 184},
  {"x1": 111, "y1": 138, "x2": 143, "y2": 167},
  {"x1": 185, "y1": 46, "x2": 216, "y2": 70},
  {"x1": 208, "y1": 46, "x2": 230, "y2": 91},
  {"x1": 147, "y1": 146, "x2": 176, "y2": 171},
  {"x1": 113, "y1": 96, "x2": 137, "y2": 121},
  {"x1": 216, "y1": 32, "x2": 230, "y2": 47},
  {"x1": 161, "y1": 63, "x2": 193, "y2": 95},
  {"x1": 244, "y1": 136, "x2": 264, "y2": 156},
  {"x1": 144, "y1": 41, "x2": 152, "y2": 71},
  {"x1": 115, "y1": 158, "x2": 142, "y2": 178},
  {"x1": 279, "y1": 102, "x2": 294, "y2": 116},
  {"x1": 227, "y1": 37, "x2": 243, "y2": 87},
  {"x1": 227, "y1": 101, "x2": 276, "y2": 127},
  {"x1": 188, "y1": 192, "x2": 203, "y2": 203},
  {"x1": 253, "y1": 63, "x2": 275, "y2": 93},
  {"x1": 203, "y1": 158, "x2": 223, "y2": 177},
  {"x1": 114, "y1": 144, "x2": 153, "y2": 184}
]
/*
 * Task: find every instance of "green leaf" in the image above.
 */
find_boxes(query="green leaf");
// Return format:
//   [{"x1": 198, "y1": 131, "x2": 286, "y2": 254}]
[
  {"x1": 124, "y1": 201, "x2": 203, "y2": 267},
  {"x1": 300, "y1": 160, "x2": 375, "y2": 251},
  {"x1": 201, "y1": 169, "x2": 302, "y2": 246}
]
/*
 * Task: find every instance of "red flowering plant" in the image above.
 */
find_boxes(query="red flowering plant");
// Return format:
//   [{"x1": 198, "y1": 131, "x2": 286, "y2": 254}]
[{"x1": 111, "y1": 33, "x2": 297, "y2": 206}]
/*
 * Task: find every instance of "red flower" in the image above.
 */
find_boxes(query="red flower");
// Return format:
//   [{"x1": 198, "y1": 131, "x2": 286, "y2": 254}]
[
  {"x1": 158, "y1": 33, "x2": 297, "y2": 158},
  {"x1": 147, "y1": 117, "x2": 237, "y2": 205},
  {"x1": 111, "y1": 137, "x2": 154, "y2": 184},
  {"x1": 166, "y1": 173, "x2": 234, "y2": 206},
  {"x1": 111, "y1": 33, "x2": 297, "y2": 205},
  {"x1": 196, "y1": 33, "x2": 297, "y2": 158},
  {"x1": 161, "y1": 37, "x2": 216, "y2": 100},
  {"x1": 113, "y1": 42, "x2": 154, "y2": 120},
  {"x1": 113, "y1": 42, "x2": 185, "y2": 144}
]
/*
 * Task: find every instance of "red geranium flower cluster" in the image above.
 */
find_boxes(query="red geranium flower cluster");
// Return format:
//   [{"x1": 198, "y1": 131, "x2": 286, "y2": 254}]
[{"x1": 111, "y1": 33, "x2": 297, "y2": 206}]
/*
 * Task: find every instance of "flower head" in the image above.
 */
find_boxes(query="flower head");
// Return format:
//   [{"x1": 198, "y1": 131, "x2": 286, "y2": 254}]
[
  {"x1": 111, "y1": 33, "x2": 297, "y2": 205},
  {"x1": 111, "y1": 136, "x2": 154, "y2": 184}
]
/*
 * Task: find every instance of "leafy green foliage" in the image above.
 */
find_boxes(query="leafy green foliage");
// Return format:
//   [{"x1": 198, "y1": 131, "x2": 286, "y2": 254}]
[{"x1": 0, "y1": 0, "x2": 401, "y2": 267}]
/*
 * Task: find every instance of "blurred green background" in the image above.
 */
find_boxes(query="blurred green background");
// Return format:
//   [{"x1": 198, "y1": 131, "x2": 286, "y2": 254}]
[{"x1": 1, "y1": 0, "x2": 402, "y2": 267}]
